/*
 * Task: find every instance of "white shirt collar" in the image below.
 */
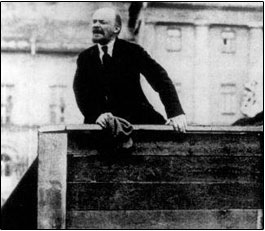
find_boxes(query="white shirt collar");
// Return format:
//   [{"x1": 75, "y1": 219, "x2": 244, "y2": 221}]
[{"x1": 98, "y1": 39, "x2": 116, "y2": 61}]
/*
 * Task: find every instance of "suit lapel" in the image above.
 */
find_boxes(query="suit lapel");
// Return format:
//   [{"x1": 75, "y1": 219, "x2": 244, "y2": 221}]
[
  {"x1": 112, "y1": 38, "x2": 124, "y2": 66},
  {"x1": 88, "y1": 45, "x2": 106, "y2": 88},
  {"x1": 91, "y1": 45, "x2": 102, "y2": 68}
]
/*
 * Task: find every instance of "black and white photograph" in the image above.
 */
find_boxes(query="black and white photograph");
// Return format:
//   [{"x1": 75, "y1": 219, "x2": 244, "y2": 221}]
[{"x1": 1, "y1": 1, "x2": 263, "y2": 229}]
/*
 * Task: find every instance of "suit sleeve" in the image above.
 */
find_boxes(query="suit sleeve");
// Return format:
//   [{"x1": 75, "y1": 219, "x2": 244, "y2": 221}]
[
  {"x1": 73, "y1": 55, "x2": 96, "y2": 123},
  {"x1": 135, "y1": 45, "x2": 185, "y2": 118}
]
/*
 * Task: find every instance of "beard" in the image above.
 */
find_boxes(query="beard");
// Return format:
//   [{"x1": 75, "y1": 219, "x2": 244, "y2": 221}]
[
  {"x1": 92, "y1": 28, "x2": 115, "y2": 45},
  {"x1": 92, "y1": 29, "x2": 106, "y2": 44},
  {"x1": 92, "y1": 35, "x2": 108, "y2": 44}
]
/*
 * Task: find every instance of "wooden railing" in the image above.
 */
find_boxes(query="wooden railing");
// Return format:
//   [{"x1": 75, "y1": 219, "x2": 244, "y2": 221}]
[{"x1": 36, "y1": 125, "x2": 263, "y2": 229}]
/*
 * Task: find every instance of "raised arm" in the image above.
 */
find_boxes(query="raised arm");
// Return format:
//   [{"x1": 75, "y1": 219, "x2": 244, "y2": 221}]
[{"x1": 135, "y1": 44, "x2": 187, "y2": 132}]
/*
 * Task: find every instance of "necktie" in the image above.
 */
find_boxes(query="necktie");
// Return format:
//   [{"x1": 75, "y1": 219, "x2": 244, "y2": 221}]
[
  {"x1": 101, "y1": 46, "x2": 112, "y2": 110},
  {"x1": 102, "y1": 46, "x2": 112, "y2": 68}
]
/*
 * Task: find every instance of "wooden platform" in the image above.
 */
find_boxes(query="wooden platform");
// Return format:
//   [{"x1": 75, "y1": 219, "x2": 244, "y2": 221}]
[
  {"x1": 2, "y1": 125, "x2": 262, "y2": 229},
  {"x1": 36, "y1": 125, "x2": 263, "y2": 229}
]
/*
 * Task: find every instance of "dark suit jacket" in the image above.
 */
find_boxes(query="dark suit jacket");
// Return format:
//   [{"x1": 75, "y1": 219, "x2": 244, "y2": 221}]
[{"x1": 73, "y1": 38, "x2": 184, "y2": 124}]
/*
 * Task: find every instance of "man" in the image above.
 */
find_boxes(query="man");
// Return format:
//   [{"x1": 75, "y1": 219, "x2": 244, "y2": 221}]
[{"x1": 73, "y1": 8, "x2": 187, "y2": 132}]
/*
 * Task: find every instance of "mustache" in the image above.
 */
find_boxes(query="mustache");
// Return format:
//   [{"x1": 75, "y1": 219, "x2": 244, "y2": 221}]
[{"x1": 93, "y1": 28, "x2": 104, "y2": 34}]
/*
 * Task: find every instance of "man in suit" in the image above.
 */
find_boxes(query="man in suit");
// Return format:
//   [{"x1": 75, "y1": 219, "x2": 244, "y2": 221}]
[{"x1": 73, "y1": 8, "x2": 187, "y2": 132}]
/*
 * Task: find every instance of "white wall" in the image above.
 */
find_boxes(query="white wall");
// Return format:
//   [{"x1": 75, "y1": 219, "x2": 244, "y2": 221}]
[{"x1": 1, "y1": 53, "x2": 84, "y2": 125}]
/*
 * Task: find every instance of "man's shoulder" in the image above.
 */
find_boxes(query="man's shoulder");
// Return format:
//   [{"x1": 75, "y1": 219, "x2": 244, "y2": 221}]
[
  {"x1": 117, "y1": 39, "x2": 143, "y2": 50},
  {"x1": 78, "y1": 45, "x2": 98, "y2": 60}
]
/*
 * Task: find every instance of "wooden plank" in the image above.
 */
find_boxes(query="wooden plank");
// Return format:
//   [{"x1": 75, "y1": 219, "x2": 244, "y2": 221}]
[
  {"x1": 67, "y1": 155, "x2": 262, "y2": 183},
  {"x1": 67, "y1": 182, "x2": 262, "y2": 210},
  {"x1": 66, "y1": 124, "x2": 101, "y2": 131},
  {"x1": 133, "y1": 125, "x2": 263, "y2": 133},
  {"x1": 37, "y1": 132, "x2": 67, "y2": 229},
  {"x1": 67, "y1": 132, "x2": 261, "y2": 156},
  {"x1": 38, "y1": 125, "x2": 66, "y2": 133},
  {"x1": 66, "y1": 209, "x2": 259, "y2": 229},
  {"x1": 132, "y1": 130, "x2": 262, "y2": 144},
  {"x1": 257, "y1": 209, "x2": 263, "y2": 229},
  {"x1": 132, "y1": 137, "x2": 261, "y2": 156},
  {"x1": 64, "y1": 124, "x2": 263, "y2": 133},
  {"x1": 37, "y1": 124, "x2": 265, "y2": 133}
]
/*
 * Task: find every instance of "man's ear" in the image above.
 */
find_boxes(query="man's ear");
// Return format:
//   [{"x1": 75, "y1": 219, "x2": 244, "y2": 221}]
[{"x1": 114, "y1": 26, "x2": 121, "y2": 34}]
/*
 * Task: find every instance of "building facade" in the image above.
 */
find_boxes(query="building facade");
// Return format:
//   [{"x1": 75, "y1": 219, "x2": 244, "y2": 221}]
[
  {"x1": 1, "y1": 2, "x2": 263, "y2": 204},
  {"x1": 138, "y1": 2, "x2": 263, "y2": 125}
]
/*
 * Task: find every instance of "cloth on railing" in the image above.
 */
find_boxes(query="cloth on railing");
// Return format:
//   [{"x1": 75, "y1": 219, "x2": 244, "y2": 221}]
[{"x1": 101, "y1": 116, "x2": 134, "y2": 152}]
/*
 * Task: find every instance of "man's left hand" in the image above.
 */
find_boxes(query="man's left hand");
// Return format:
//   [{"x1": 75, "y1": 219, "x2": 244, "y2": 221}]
[{"x1": 166, "y1": 114, "x2": 187, "y2": 133}]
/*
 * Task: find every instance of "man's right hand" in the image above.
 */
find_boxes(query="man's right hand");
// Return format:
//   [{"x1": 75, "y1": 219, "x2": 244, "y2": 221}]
[{"x1": 96, "y1": 112, "x2": 113, "y2": 128}]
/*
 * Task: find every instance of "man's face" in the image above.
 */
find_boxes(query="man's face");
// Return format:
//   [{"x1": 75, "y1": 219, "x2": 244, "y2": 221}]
[{"x1": 92, "y1": 9, "x2": 118, "y2": 45}]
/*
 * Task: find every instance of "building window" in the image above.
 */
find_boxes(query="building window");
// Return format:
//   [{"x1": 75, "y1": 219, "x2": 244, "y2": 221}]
[
  {"x1": 1, "y1": 84, "x2": 14, "y2": 125},
  {"x1": 1, "y1": 154, "x2": 12, "y2": 177},
  {"x1": 59, "y1": 97, "x2": 66, "y2": 123},
  {"x1": 221, "y1": 28, "x2": 236, "y2": 54},
  {"x1": 220, "y1": 83, "x2": 237, "y2": 116},
  {"x1": 166, "y1": 27, "x2": 182, "y2": 52},
  {"x1": 49, "y1": 85, "x2": 67, "y2": 124}
]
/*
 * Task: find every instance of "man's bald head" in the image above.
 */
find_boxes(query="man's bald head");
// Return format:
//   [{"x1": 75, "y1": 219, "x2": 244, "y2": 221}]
[
  {"x1": 92, "y1": 7, "x2": 122, "y2": 45},
  {"x1": 93, "y1": 8, "x2": 122, "y2": 28}
]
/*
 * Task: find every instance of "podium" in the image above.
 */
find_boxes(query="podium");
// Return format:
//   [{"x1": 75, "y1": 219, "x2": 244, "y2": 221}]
[
  {"x1": 1, "y1": 125, "x2": 262, "y2": 229},
  {"x1": 37, "y1": 125, "x2": 263, "y2": 229}
]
